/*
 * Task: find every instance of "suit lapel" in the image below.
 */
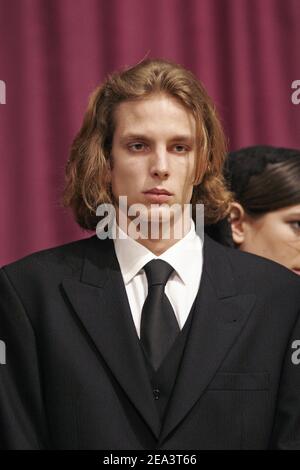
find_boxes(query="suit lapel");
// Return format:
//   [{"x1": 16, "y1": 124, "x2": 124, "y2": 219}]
[
  {"x1": 61, "y1": 235, "x2": 161, "y2": 439},
  {"x1": 158, "y1": 235, "x2": 256, "y2": 445}
]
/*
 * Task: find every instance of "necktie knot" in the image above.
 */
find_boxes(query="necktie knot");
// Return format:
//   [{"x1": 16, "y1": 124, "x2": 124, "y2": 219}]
[{"x1": 143, "y1": 259, "x2": 174, "y2": 287}]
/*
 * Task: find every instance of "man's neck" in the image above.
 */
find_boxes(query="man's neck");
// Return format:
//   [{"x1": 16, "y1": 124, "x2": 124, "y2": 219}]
[
  {"x1": 134, "y1": 236, "x2": 181, "y2": 256},
  {"x1": 116, "y1": 215, "x2": 192, "y2": 255}
]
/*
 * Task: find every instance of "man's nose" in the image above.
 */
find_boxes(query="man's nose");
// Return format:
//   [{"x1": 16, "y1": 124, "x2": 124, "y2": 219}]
[{"x1": 150, "y1": 148, "x2": 170, "y2": 179}]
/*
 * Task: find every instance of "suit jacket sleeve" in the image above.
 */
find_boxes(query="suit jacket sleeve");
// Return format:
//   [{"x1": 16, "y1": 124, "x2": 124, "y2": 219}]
[
  {"x1": 0, "y1": 267, "x2": 49, "y2": 449},
  {"x1": 271, "y1": 309, "x2": 300, "y2": 449}
]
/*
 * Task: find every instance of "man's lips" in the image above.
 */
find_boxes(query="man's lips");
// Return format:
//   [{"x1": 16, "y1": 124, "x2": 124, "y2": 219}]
[
  {"x1": 292, "y1": 268, "x2": 300, "y2": 275},
  {"x1": 142, "y1": 188, "x2": 173, "y2": 203},
  {"x1": 143, "y1": 188, "x2": 173, "y2": 195}
]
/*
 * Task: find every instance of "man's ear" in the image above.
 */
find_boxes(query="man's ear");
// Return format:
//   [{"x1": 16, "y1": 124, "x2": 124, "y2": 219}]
[{"x1": 227, "y1": 202, "x2": 246, "y2": 246}]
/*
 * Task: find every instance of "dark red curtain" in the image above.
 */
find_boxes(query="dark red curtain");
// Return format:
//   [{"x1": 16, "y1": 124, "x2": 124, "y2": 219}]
[{"x1": 1, "y1": 0, "x2": 299, "y2": 265}]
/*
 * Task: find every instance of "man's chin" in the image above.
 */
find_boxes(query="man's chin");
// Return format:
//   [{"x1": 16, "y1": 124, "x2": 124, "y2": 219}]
[{"x1": 115, "y1": 197, "x2": 191, "y2": 232}]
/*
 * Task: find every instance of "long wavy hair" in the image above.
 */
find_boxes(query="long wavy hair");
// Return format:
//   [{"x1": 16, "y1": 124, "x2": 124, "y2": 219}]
[{"x1": 62, "y1": 58, "x2": 233, "y2": 230}]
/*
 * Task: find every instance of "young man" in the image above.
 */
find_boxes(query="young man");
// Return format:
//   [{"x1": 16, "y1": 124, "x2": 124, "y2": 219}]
[{"x1": 0, "y1": 59, "x2": 300, "y2": 450}]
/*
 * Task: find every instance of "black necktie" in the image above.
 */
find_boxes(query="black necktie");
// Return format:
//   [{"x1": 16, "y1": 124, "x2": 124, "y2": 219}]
[{"x1": 140, "y1": 259, "x2": 180, "y2": 371}]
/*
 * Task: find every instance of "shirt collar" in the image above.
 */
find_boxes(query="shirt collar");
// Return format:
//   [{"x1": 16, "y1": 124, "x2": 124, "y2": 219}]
[{"x1": 113, "y1": 219, "x2": 203, "y2": 286}]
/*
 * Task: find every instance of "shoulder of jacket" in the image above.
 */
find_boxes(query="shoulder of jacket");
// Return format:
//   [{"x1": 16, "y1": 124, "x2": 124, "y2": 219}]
[
  {"x1": 1, "y1": 235, "x2": 96, "y2": 279},
  {"x1": 205, "y1": 234, "x2": 300, "y2": 295}
]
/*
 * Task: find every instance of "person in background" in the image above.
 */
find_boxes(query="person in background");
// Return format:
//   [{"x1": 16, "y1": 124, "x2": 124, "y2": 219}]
[{"x1": 206, "y1": 146, "x2": 300, "y2": 275}]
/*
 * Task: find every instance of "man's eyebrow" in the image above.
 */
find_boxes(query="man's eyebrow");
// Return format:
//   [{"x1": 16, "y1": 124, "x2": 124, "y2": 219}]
[
  {"x1": 286, "y1": 212, "x2": 300, "y2": 217},
  {"x1": 119, "y1": 134, "x2": 150, "y2": 143},
  {"x1": 119, "y1": 133, "x2": 194, "y2": 143},
  {"x1": 168, "y1": 135, "x2": 194, "y2": 143}
]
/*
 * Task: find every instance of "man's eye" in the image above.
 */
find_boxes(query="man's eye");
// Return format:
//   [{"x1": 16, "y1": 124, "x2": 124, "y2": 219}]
[
  {"x1": 128, "y1": 143, "x2": 146, "y2": 152},
  {"x1": 174, "y1": 145, "x2": 189, "y2": 153},
  {"x1": 289, "y1": 221, "x2": 300, "y2": 232}
]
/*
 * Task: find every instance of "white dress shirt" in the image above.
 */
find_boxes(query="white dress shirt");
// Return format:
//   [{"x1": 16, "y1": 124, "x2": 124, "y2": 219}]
[{"x1": 113, "y1": 219, "x2": 203, "y2": 338}]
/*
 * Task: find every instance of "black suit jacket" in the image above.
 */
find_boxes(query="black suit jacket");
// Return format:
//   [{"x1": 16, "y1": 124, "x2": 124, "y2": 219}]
[{"x1": 0, "y1": 234, "x2": 300, "y2": 449}]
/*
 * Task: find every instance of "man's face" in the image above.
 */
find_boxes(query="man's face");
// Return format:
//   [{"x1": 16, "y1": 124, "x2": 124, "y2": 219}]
[{"x1": 109, "y1": 93, "x2": 197, "y2": 228}]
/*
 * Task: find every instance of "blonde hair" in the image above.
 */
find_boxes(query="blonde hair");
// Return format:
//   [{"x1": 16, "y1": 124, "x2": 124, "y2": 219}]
[{"x1": 62, "y1": 58, "x2": 233, "y2": 229}]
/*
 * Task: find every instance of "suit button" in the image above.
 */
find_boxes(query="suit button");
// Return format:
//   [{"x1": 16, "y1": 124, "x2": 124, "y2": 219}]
[{"x1": 153, "y1": 389, "x2": 160, "y2": 400}]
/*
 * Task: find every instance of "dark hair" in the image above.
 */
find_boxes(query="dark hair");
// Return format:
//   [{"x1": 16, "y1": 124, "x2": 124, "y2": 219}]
[
  {"x1": 205, "y1": 145, "x2": 300, "y2": 246},
  {"x1": 62, "y1": 58, "x2": 233, "y2": 230}
]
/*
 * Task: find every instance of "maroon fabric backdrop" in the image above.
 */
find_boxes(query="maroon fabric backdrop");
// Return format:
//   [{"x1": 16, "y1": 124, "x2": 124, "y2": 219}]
[{"x1": 0, "y1": 0, "x2": 299, "y2": 266}]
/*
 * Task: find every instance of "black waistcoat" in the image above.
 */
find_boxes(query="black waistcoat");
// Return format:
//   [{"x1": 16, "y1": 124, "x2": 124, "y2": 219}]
[{"x1": 140, "y1": 299, "x2": 197, "y2": 429}]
